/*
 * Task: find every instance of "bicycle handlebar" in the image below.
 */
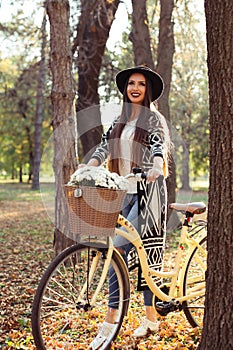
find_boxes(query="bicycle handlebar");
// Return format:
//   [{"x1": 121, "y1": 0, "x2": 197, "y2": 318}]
[{"x1": 125, "y1": 167, "x2": 147, "y2": 180}]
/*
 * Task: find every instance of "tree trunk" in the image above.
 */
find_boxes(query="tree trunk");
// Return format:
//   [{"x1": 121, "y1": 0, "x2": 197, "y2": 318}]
[
  {"x1": 25, "y1": 124, "x2": 33, "y2": 183},
  {"x1": 180, "y1": 142, "x2": 191, "y2": 191},
  {"x1": 198, "y1": 0, "x2": 233, "y2": 349},
  {"x1": 11, "y1": 161, "x2": 15, "y2": 180},
  {"x1": 74, "y1": 0, "x2": 120, "y2": 162},
  {"x1": 156, "y1": 0, "x2": 179, "y2": 228},
  {"x1": 19, "y1": 164, "x2": 23, "y2": 183},
  {"x1": 129, "y1": 0, "x2": 155, "y2": 67},
  {"x1": 46, "y1": 0, "x2": 77, "y2": 255},
  {"x1": 180, "y1": 114, "x2": 192, "y2": 191},
  {"x1": 32, "y1": 13, "x2": 47, "y2": 190}
]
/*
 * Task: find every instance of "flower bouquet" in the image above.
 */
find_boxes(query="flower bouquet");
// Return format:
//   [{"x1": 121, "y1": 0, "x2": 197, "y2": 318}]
[
  {"x1": 65, "y1": 166, "x2": 128, "y2": 238},
  {"x1": 67, "y1": 166, "x2": 129, "y2": 190}
]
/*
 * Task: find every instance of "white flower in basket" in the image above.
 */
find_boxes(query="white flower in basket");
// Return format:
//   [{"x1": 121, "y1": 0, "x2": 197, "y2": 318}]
[{"x1": 67, "y1": 166, "x2": 129, "y2": 191}]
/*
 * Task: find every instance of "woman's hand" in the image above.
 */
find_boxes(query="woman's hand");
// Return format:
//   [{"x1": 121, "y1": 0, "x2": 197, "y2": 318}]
[
  {"x1": 77, "y1": 163, "x2": 88, "y2": 169},
  {"x1": 146, "y1": 157, "x2": 163, "y2": 183},
  {"x1": 146, "y1": 167, "x2": 163, "y2": 183},
  {"x1": 77, "y1": 158, "x2": 99, "y2": 169}
]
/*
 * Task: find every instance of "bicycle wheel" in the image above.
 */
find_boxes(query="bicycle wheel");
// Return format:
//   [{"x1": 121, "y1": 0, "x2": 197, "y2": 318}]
[
  {"x1": 32, "y1": 243, "x2": 130, "y2": 349},
  {"x1": 182, "y1": 236, "x2": 207, "y2": 328}
]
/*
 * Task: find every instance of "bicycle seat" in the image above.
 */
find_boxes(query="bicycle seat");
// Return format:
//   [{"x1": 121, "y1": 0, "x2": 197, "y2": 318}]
[{"x1": 169, "y1": 202, "x2": 206, "y2": 215}]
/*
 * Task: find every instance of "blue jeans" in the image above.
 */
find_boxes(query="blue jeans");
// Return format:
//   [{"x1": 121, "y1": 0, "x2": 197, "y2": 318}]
[{"x1": 109, "y1": 194, "x2": 153, "y2": 309}]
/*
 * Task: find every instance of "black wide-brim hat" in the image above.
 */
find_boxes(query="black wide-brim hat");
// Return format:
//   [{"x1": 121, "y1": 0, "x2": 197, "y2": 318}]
[{"x1": 116, "y1": 65, "x2": 164, "y2": 101}]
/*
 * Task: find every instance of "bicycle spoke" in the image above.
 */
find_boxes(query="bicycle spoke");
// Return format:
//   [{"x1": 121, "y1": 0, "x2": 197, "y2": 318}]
[
  {"x1": 32, "y1": 244, "x2": 130, "y2": 349},
  {"x1": 182, "y1": 237, "x2": 207, "y2": 328}
]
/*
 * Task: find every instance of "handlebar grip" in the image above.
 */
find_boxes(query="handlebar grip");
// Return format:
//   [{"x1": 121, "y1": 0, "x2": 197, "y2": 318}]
[
  {"x1": 141, "y1": 172, "x2": 147, "y2": 179},
  {"x1": 132, "y1": 167, "x2": 147, "y2": 180},
  {"x1": 132, "y1": 167, "x2": 143, "y2": 174}
]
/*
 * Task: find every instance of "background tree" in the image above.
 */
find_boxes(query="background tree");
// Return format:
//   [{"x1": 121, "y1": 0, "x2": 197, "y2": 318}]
[
  {"x1": 129, "y1": 0, "x2": 154, "y2": 67},
  {"x1": 46, "y1": 0, "x2": 77, "y2": 255},
  {"x1": 0, "y1": 5, "x2": 52, "y2": 182},
  {"x1": 198, "y1": 0, "x2": 233, "y2": 348},
  {"x1": 32, "y1": 13, "x2": 47, "y2": 190},
  {"x1": 2, "y1": 63, "x2": 41, "y2": 182},
  {"x1": 156, "y1": 0, "x2": 177, "y2": 227},
  {"x1": 74, "y1": 0, "x2": 120, "y2": 162},
  {"x1": 171, "y1": 2, "x2": 208, "y2": 191}
]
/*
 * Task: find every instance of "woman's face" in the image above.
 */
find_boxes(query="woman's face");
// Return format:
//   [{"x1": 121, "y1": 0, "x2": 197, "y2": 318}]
[{"x1": 126, "y1": 72, "x2": 146, "y2": 105}]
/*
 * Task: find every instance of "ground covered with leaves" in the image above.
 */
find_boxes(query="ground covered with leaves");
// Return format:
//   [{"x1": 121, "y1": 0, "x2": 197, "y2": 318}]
[{"x1": 0, "y1": 183, "x2": 202, "y2": 349}]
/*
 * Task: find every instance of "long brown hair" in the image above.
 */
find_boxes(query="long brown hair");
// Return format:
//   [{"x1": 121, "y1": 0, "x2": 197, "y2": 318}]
[{"x1": 108, "y1": 76, "x2": 153, "y2": 173}]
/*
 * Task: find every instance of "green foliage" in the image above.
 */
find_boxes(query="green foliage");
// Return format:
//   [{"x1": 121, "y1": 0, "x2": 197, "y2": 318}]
[
  {"x1": 0, "y1": 4, "x2": 52, "y2": 181},
  {"x1": 0, "y1": 0, "x2": 209, "y2": 186},
  {"x1": 0, "y1": 57, "x2": 52, "y2": 180},
  {"x1": 170, "y1": 1, "x2": 209, "y2": 178},
  {"x1": 0, "y1": 181, "x2": 41, "y2": 201},
  {"x1": 99, "y1": 32, "x2": 134, "y2": 103}
]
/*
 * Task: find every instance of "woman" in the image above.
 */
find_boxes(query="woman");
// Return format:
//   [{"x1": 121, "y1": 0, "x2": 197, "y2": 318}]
[{"x1": 79, "y1": 65, "x2": 171, "y2": 348}]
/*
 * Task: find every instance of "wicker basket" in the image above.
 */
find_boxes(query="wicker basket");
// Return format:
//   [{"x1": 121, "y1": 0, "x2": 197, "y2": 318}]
[{"x1": 64, "y1": 185, "x2": 127, "y2": 238}]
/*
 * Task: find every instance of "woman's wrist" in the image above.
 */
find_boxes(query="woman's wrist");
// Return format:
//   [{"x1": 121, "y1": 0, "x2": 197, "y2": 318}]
[
  {"x1": 152, "y1": 156, "x2": 163, "y2": 171},
  {"x1": 151, "y1": 167, "x2": 163, "y2": 173},
  {"x1": 78, "y1": 158, "x2": 99, "y2": 169},
  {"x1": 87, "y1": 158, "x2": 99, "y2": 167}
]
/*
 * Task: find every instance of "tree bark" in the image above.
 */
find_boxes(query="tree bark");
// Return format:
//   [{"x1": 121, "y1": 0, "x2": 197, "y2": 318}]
[
  {"x1": 46, "y1": 0, "x2": 77, "y2": 255},
  {"x1": 32, "y1": 13, "x2": 47, "y2": 190},
  {"x1": 129, "y1": 0, "x2": 155, "y2": 67},
  {"x1": 156, "y1": 0, "x2": 179, "y2": 228},
  {"x1": 198, "y1": 0, "x2": 233, "y2": 349},
  {"x1": 75, "y1": 0, "x2": 120, "y2": 162}
]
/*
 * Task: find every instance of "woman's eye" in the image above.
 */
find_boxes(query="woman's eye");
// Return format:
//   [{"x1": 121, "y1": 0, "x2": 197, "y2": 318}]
[{"x1": 128, "y1": 81, "x2": 146, "y2": 86}]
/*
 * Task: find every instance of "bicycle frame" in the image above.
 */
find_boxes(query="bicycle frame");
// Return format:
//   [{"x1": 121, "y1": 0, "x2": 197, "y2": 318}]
[
  {"x1": 80, "y1": 211, "x2": 206, "y2": 306},
  {"x1": 116, "y1": 213, "x2": 207, "y2": 303}
]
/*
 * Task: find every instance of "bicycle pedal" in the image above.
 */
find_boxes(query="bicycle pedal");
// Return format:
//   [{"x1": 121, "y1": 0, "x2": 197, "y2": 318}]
[{"x1": 156, "y1": 299, "x2": 182, "y2": 316}]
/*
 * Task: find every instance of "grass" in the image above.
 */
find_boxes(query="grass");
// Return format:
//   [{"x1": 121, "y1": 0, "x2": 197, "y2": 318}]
[
  {"x1": 0, "y1": 179, "x2": 208, "y2": 202},
  {"x1": 0, "y1": 181, "x2": 41, "y2": 201},
  {"x1": 176, "y1": 189, "x2": 208, "y2": 204}
]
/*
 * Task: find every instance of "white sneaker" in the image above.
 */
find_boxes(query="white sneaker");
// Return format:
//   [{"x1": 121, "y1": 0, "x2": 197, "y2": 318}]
[
  {"x1": 132, "y1": 318, "x2": 159, "y2": 337},
  {"x1": 90, "y1": 321, "x2": 115, "y2": 349}
]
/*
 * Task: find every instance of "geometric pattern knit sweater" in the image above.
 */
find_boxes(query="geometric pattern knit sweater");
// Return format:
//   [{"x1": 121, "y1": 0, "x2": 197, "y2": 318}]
[{"x1": 91, "y1": 111, "x2": 168, "y2": 290}]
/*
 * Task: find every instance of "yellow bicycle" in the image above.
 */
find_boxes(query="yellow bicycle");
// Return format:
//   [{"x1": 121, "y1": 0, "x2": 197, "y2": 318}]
[{"x1": 32, "y1": 171, "x2": 207, "y2": 349}]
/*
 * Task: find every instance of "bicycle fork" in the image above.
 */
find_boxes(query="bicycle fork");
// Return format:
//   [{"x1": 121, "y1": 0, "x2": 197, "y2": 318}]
[{"x1": 76, "y1": 245, "x2": 114, "y2": 309}]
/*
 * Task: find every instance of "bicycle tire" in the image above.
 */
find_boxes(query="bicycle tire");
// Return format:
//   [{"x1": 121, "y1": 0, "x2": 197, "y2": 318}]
[
  {"x1": 31, "y1": 243, "x2": 130, "y2": 349},
  {"x1": 182, "y1": 236, "x2": 207, "y2": 328}
]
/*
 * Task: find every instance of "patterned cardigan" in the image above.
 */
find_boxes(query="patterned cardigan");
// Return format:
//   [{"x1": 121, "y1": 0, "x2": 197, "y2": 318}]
[{"x1": 91, "y1": 111, "x2": 168, "y2": 290}]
